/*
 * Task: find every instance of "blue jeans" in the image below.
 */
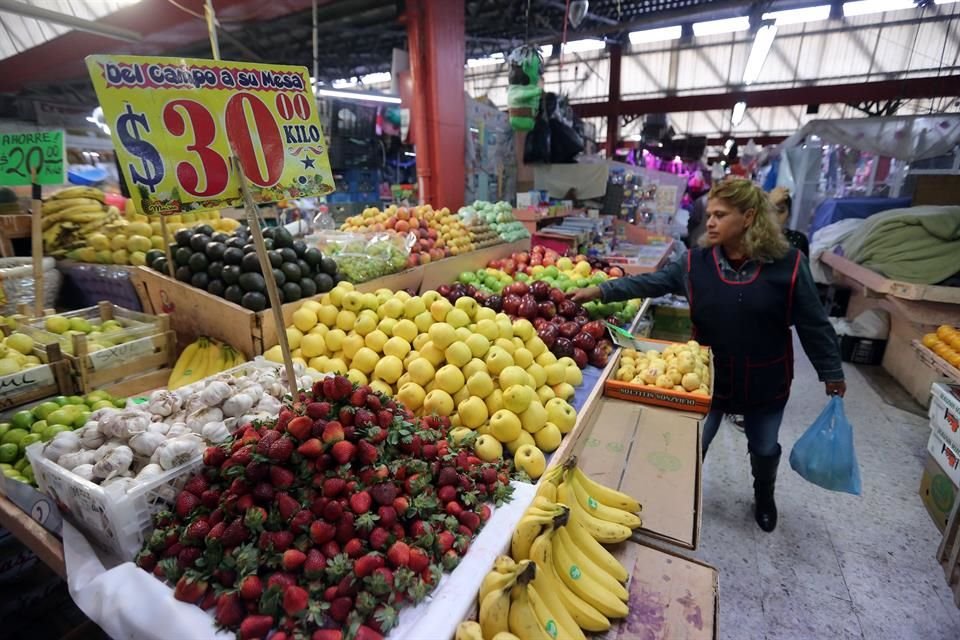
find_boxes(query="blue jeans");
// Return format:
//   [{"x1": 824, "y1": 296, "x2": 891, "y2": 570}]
[{"x1": 702, "y1": 407, "x2": 785, "y2": 457}]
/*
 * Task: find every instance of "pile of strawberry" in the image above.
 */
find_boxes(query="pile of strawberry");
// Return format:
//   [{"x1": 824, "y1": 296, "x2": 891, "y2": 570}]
[{"x1": 136, "y1": 375, "x2": 514, "y2": 640}]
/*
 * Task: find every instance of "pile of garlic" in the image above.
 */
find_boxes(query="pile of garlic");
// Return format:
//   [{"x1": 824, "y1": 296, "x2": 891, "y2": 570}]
[{"x1": 37, "y1": 360, "x2": 320, "y2": 492}]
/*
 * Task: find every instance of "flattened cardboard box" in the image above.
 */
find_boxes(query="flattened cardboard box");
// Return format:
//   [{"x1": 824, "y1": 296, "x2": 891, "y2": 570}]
[
  {"x1": 578, "y1": 399, "x2": 702, "y2": 549},
  {"x1": 928, "y1": 428, "x2": 960, "y2": 487},
  {"x1": 919, "y1": 451, "x2": 958, "y2": 533},
  {"x1": 930, "y1": 382, "x2": 960, "y2": 453}
]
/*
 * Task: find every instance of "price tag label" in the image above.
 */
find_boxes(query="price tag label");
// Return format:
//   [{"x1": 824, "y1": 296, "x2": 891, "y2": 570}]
[
  {"x1": 0, "y1": 365, "x2": 55, "y2": 406},
  {"x1": 88, "y1": 335, "x2": 156, "y2": 371},
  {"x1": 0, "y1": 129, "x2": 65, "y2": 186},
  {"x1": 85, "y1": 55, "x2": 336, "y2": 215}
]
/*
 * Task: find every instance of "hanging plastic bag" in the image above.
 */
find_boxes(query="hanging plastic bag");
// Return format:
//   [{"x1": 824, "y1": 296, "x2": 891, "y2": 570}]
[{"x1": 789, "y1": 396, "x2": 862, "y2": 495}]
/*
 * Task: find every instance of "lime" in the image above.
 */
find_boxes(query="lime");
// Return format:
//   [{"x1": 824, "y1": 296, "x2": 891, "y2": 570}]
[
  {"x1": 52, "y1": 395, "x2": 70, "y2": 406},
  {"x1": 46, "y1": 409, "x2": 73, "y2": 426},
  {"x1": 0, "y1": 423, "x2": 9, "y2": 439},
  {"x1": 21, "y1": 466, "x2": 34, "y2": 483},
  {"x1": 20, "y1": 433, "x2": 41, "y2": 450},
  {"x1": 0, "y1": 463, "x2": 10, "y2": 471},
  {"x1": 0, "y1": 443, "x2": 17, "y2": 463},
  {"x1": 73, "y1": 411, "x2": 91, "y2": 428},
  {"x1": 14, "y1": 457, "x2": 29, "y2": 472},
  {"x1": 6, "y1": 332, "x2": 34, "y2": 355},
  {"x1": 10, "y1": 410, "x2": 34, "y2": 430},
  {"x1": 91, "y1": 400, "x2": 115, "y2": 411},
  {"x1": 69, "y1": 317, "x2": 93, "y2": 333},
  {"x1": 67, "y1": 395, "x2": 86, "y2": 406},
  {"x1": 44, "y1": 315, "x2": 71, "y2": 334},
  {"x1": 113, "y1": 398, "x2": 126, "y2": 408},
  {"x1": 2, "y1": 468, "x2": 22, "y2": 479},
  {"x1": 32, "y1": 401, "x2": 61, "y2": 421},
  {"x1": 43, "y1": 425, "x2": 69, "y2": 440},
  {"x1": 85, "y1": 390, "x2": 109, "y2": 404},
  {"x1": 30, "y1": 419, "x2": 48, "y2": 435},
  {"x1": 2, "y1": 428, "x2": 28, "y2": 446}
]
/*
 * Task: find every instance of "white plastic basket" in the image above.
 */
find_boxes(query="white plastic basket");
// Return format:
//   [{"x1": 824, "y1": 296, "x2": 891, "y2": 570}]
[
  {"x1": 0, "y1": 257, "x2": 61, "y2": 315},
  {"x1": 25, "y1": 441, "x2": 202, "y2": 561}
]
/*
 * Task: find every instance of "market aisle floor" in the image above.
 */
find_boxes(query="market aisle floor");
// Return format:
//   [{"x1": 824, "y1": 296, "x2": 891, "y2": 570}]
[{"x1": 695, "y1": 336, "x2": 960, "y2": 640}]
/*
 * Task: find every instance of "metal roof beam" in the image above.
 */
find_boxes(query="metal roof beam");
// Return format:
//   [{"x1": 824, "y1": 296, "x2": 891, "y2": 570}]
[{"x1": 0, "y1": 0, "x2": 141, "y2": 42}]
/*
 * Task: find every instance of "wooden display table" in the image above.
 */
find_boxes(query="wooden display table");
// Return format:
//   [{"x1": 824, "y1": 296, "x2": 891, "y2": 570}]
[
  {"x1": 0, "y1": 213, "x2": 31, "y2": 257},
  {"x1": 512, "y1": 207, "x2": 581, "y2": 235},
  {"x1": 0, "y1": 494, "x2": 65, "y2": 578}
]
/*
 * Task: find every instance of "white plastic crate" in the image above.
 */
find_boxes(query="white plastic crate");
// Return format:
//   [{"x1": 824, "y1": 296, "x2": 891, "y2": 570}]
[{"x1": 25, "y1": 441, "x2": 202, "y2": 561}]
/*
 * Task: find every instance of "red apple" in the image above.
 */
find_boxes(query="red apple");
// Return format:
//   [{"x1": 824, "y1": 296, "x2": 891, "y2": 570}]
[
  {"x1": 537, "y1": 325, "x2": 558, "y2": 347},
  {"x1": 530, "y1": 281, "x2": 551, "y2": 301},
  {"x1": 582, "y1": 320, "x2": 606, "y2": 340},
  {"x1": 537, "y1": 301, "x2": 557, "y2": 319},
  {"x1": 533, "y1": 317, "x2": 549, "y2": 331},
  {"x1": 502, "y1": 294, "x2": 521, "y2": 315},
  {"x1": 557, "y1": 299, "x2": 579, "y2": 318},
  {"x1": 572, "y1": 332, "x2": 596, "y2": 352},
  {"x1": 589, "y1": 340, "x2": 614, "y2": 367},
  {"x1": 572, "y1": 347, "x2": 589, "y2": 369},
  {"x1": 518, "y1": 298, "x2": 538, "y2": 320},
  {"x1": 516, "y1": 252, "x2": 529, "y2": 264},
  {"x1": 559, "y1": 321, "x2": 580, "y2": 339},
  {"x1": 548, "y1": 288, "x2": 567, "y2": 305},
  {"x1": 485, "y1": 294, "x2": 502, "y2": 312},
  {"x1": 437, "y1": 284, "x2": 452, "y2": 298},
  {"x1": 553, "y1": 337, "x2": 574, "y2": 358}
]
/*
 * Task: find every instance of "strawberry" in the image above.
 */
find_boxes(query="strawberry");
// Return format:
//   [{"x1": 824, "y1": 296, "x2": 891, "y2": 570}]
[
  {"x1": 310, "y1": 520, "x2": 336, "y2": 544},
  {"x1": 321, "y1": 421, "x2": 345, "y2": 445},
  {"x1": 354, "y1": 625, "x2": 385, "y2": 640},
  {"x1": 386, "y1": 541, "x2": 410, "y2": 568},
  {"x1": 228, "y1": 478, "x2": 250, "y2": 496},
  {"x1": 272, "y1": 531, "x2": 295, "y2": 552},
  {"x1": 335, "y1": 512, "x2": 356, "y2": 544},
  {"x1": 323, "y1": 585, "x2": 339, "y2": 601},
  {"x1": 436, "y1": 530, "x2": 455, "y2": 553},
  {"x1": 377, "y1": 410, "x2": 394, "y2": 429},
  {"x1": 407, "y1": 547, "x2": 429, "y2": 573},
  {"x1": 350, "y1": 388, "x2": 369, "y2": 407},
  {"x1": 334, "y1": 376, "x2": 353, "y2": 400},
  {"x1": 290, "y1": 509, "x2": 313, "y2": 534},
  {"x1": 356, "y1": 440, "x2": 379, "y2": 465},
  {"x1": 368, "y1": 527, "x2": 390, "y2": 551},
  {"x1": 183, "y1": 474, "x2": 209, "y2": 497},
  {"x1": 312, "y1": 631, "x2": 342, "y2": 640},
  {"x1": 437, "y1": 485, "x2": 457, "y2": 504},
  {"x1": 323, "y1": 500, "x2": 343, "y2": 522},
  {"x1": 174, "y1": 574, "x2": 208, "y2": 603},
  {"x1": 330, "y1": 441, "x2": 355, "y2": 465},
  {"x1": 344, "y1": 538, "x2": 364, "y2": 559},
  {"x1": 322, "y1": 477, "x2": 346, "y2": 498},
  {"x1": 269, "y1": 467, "x2": 295, "y2": 489},
  {"x1": 437, "y1": 467, "x2": 458, "y2": 487},
  {"x1": 481, "y1": 467, "x2": 498, "y2": 485},
  {"x1": 200, "y1": 590, "x2": 217, "y2": 611},
  {"x1": 408, "y1": 520, "x2": 431, "y2": 539},
  {"x1": 479, "y1": 504, "x2": 492, "y2": 522},
  {"x1": 184, "y1": 518, "x2": 210, "y2": 542},
  {"x1": 175, "y1": 492, "x2": 201, "y2": 519},
  {"x1": 231, "y1": 445, "x2": 253, "y2": 466},
  {"x1": 354, "y1": 409, "x2": 375, "y2": 430},
  {"x1": 445, "y1": 501, "x2": 463, "y2": 518},
  {"x1": 370, "y1": 483, "x2": 397, "y2": 507},
  {"x1": 297, "y1": 438, "x2": 323, "y2": 458},
  {"x1": 178, "y1": 546, "x2": 202, "y2": 569},
  {"x1": 203, "y1": 446, "x2": 227, "y2": 467},
  {"x1": 239, "y1": 614, "x2": 273, "y2": 639},
  {"x1": 267, "y1": 572, "x2": 298, "y2": 590},
  {"x1": 236, "y1": 494, "x2": 255, "y2": 512},
  {"x1": 349, "y1": 491, "x2": 372, "y2": 515},
  {"x1": 215, "y1": 592, "x2": 245, "y2": 626},
  {"x1": 321, "y1": 541, "x2": 341, "y2": 559},
  {"x1": 282, "y1": 585, "x2": 309, "y2": 616},
  {"x1": 376, "y1": 506, "x2": 397, "y2": 529},
  {"x1": 282, "y1": 549, "x2": 306, "y2": 571},
  {"x1": 221, "y1": 520, "x2": 250, "y2": 547},
  {"x1": 201, "y1": 489, "x2": 222, "y2": 509},
  {"x1": 276, "y1": 493, "x2": 300, "y2": 521},
  {"x1": 135, "y1": 551, "x2": 157, "y2": 573},
  {"x1": 268, "y1": 438, "x2": 294, "y2": 461},
  {"x1": 278, "y1": 407, "x2": 294, "y2": 432},
  {"x1": 286, "y1": 416, "x2": 313, "y2": 441},
  {"x1": 459, "y1": 510, "x2": 481, "y2": 532},
  {"x1": 246, "y1": 462, "x2": 269, "y2": 482},
  {"x1": 354, "y1": 553, "x2": 385, "y2": 578},
  {"x1": 304, "y1": 548, "x2": 326, "y2": 578},
  {"x1": 422, "y1": 443, "x2": 438, "y2": 460},
  {"x1": 390, "y1": 524, "x2": 405, "y2": 540},
  {"x1": 366, "y1": 394, "x2": 382, "y2": 412},
  {"x1": 392, "y1": 497, "x2": 409, "y2": 516},
  {"x1": 442, "y1": 548, "x2": 461, "y2": 571},
  {"x1": 239, "y1": 575, "x2": 263, "y2": 601},
  {"x1": 329, "y1": 596, "x2": 353, "y2": 623},
  {"x1": 306, "y1": 401, "x2": 331, "y2": 420}
]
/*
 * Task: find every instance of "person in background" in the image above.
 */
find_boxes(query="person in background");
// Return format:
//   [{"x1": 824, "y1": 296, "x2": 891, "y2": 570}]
[
  {"x1": 570, "y1": 178, "x2": 845, "y2": 532},
  {"x1": 769, "y1": 186, "x2": 809, "y2": 256}
]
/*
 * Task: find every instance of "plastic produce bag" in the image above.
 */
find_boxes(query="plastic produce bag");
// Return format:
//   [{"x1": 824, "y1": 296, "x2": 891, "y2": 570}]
[
  {"x1": 307, "y1": 230, "x2": 411, "y2": 283},
  {"x1": 789, "y1": 396, "x2": 862, "y2": 495}
]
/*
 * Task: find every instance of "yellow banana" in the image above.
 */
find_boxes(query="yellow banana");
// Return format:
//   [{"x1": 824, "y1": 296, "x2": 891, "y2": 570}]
[
  {"x1": 512, "y1": 512, "x2": 559, "y2": 561},
  {"x1": 532, "y1": 496, "x2": 565, "y2": 513},
  {"x1": 536, "y1": 480, "x2": 557, "y2": 502},
  {"x1": 494, "y1": 555, "x2": 517, "y2": 574},
  {"x1": 509, "y1": 575, "x2": 551, "y2": 640},
  {"x1": 42, "y1": 197, "x2": 101, "y2": 215},
  {"x1": 479, "y1": 583, "x2": 512, "y2": 638},
  {"x1": 491, "y1": 634, "x2": 521, "y2": 640},
  {"x1": 205, "y1": 340, "x2": 224, "y2": 379},
  {"x1": 480, "y1": 560, "x2": 526, "y2": 602},
  {"x1": 50, "y1": 186, "x2": 104, "y2": 202},
  {"x1": 551, "y1": 527, "x2": 628, "y2": 619},
  {"x1": 570, "y1": 464, "x2": 642, "y2": 513},
  {"x1": 565, "y1": 517, "x2": 629, "y2": 583},
  {"x1": 566, "y1": 474, "x2": 642, "y2": 529},
  {"x1": 455, "y1": 621, "x2": 484, "y2": 640},
  {"x1": 554, "y1": 526, "x2": 628, "y2": 601},
  {"x1": 540, "y1": 464, "x2": 564, "y2": 486},
  {"x1": 557, "y1": 482, "x2": 632, "y2": 544},
  {"x1": 210, "y1": 341, "x2": 228, "y2": 374},
  {"x1": 528, "y1": 579, "x2": 585, "y2": 640},
  {"x1": 529, "y1": 530, "x2": 610, "y2": 633},
  {"x1": 171, "y1": 338, "x2": 209, "y2": 389},
  {"x1": 42, "y1": 206, "x2": 104, "y2": 229},
  {"x1": 169, "y1": 340, "x2": 200, "y2": 386}
]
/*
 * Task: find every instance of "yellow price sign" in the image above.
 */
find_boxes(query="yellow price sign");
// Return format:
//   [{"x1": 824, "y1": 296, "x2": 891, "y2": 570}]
[{"x1": 86, "y1": 55, "x2": 335, "y2": 215}]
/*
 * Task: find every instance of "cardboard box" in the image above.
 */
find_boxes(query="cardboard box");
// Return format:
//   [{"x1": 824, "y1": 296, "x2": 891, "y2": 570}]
[
  {"x1": 0, "y1": 475, "x2": 62, "y2": 536},
  {"x1": 919, "y1": 452, "x2": 958, "y2": 533},
  {"x1": 652, "y1": 304, "x2": 692, "y2": 338},
  {"x1": 604, "y1": 337, "x2": 713, "y2": 416},
  {"x1": 928, "y1": 428, "x2": 960, "y2": 486},
  {"x1": 930, "y1": 382, "x2": 960, "y2": 452},
  {"x1": 578, "y1": 400, "x2": 702, "y2": 549}
]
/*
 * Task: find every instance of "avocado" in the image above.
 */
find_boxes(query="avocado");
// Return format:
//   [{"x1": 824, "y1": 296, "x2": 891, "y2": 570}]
[
  {"x1": 241, "y1": 291, "x2": 267, "y2": 311},
  {"x1": 292, "y1": 240, "x2": 307, "y2": 257},
  {"x1": 320, "y1": 257, "x2": 338, "y2": 276},
  {"x1": 299, "y1": 277, "x2": 317, "y2": 298},
  {"x1": 242, "y1": 244, "x2": 256, "y2": 254},
  {"x1": 268, "y1": 250, "x2": 283, "y2": 269},
  {"x1": 238, "y1": 272, "x2": 266, "y2": 293},
  {"x1": 207, "y1": 261, "x2": 224, "y2": 280},
  {"x1": 207, "y1": 279, "x2": 226, "y2": 297},
  {"x1": 279, "y1": 248, "x2": 298, "y2": 264},
  {"x1": 304, "y1": 248, "x2": 323, "y2": 267},
  {"x1": 152, "y1": 257, "x2": 168, "y2": 274},
  {"x1": 174, "y1": 229, "x2": 193, "y2": 247},
  {"x1": 224, "y1": 284, "x2": 243, "y2": 304},
  {"x1": 174, "y1": 247, "x2": 193, "y2": 266},
  {"x1": 226, "y1": 237, "x2": 246, "y2": 250},
  {"x1": 262, "y1": 227, "x2": 276, "y2": 240},
  {"x1": 211, "y1": 232, "x2": 230, "y2": 244},
  {"x1": 263, "y1": 238, "x2": 275, "y2": 251},
  {"x1": 190, "y1": 272, "x2": 209, "y2": 290},
  {"x1": 296, "y1": 259, "x2": 312, "y2": 278},
  {"x1": 221, "y1": 264, "x2": 241, "y2": 285},
  {"x1": 175, "y1": 265, "x2": 192, "y2": 283},
  {"x1": 189, "y1": 234, "x2": 210, "y2": 252},
  {"x1": 241, "y1": 252, "x2": 262, "y2": 273},
  {"x1": 188, "y1": 252, "x2": 209, "y2": 273},
  {"x1": 273, "y1": 228, "x2": 294, "y2": 249},
  {"x1": 223, "y1": 247, "x2": 244, "y2": 265},
  {"x1": 271, "y1": 268, "x2": 286, "y2": 287},
  {"x1": 281, "y1": 282, "x2": 302, "y2": 302},
  {"x1": 313, "y1": 273, "x2": 334, "y2": 293},
  {"x1": 205, "y1": 242, "x2": 226, "y2": 261},
  {"x1": 281, "y1": 262, "x2": 301, "y2": 283},
  {"x1": 145, "y1": 249, "x2": 165, "y2": 268},
  {"x1": 195, "y1": 224, "x2": 215, "y2": 237},
  {"x1": 334, "y1": 273, "x2": 347, "y2": 284}
]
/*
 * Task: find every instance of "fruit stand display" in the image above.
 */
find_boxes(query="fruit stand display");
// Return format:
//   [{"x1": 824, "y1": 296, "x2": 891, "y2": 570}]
[{"x1": 0, "y1": 328, "x2": 73, "y2": 413}]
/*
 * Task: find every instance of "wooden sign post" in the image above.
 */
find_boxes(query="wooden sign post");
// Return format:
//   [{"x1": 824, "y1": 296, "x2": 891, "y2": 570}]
[{"x1": 30, "y1": 170, "x2": 43, "y2": 316}]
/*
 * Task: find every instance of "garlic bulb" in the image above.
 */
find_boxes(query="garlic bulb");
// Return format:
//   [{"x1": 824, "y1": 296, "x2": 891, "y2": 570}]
[
  {"x1": 153, "y1": 434, "x2": 204, "y2": 470},
  {"x1": 129, "y1": 431, "x2": 166, "y2": 457},
  {"x1": 136, "y1": 463, "x2": 164, "y2": 481},
  {"x1": 93, "y1": 440, "x2": 125, "y2": 462},
  {"x1": 201, "y1": 421, "x2": 230, "y2": 444},
  {"x1": 256, "y1": 395, "x2": 281, "y2": 415},
  {"x1": 222, "y1": 393, "x2": 254, "y2": 418},
  {"x1": 237, "y1": 383, "x2": 264, "y2": 402},
  {"x1": 147, "y1": 422, "x2": 171, "y2": 436},
  {"x1": 102, "y1": 476, "x2": 138, "y2": 494},
  {"x1": 43, "y1": 431, "x2": 81, "y2": 461},
  {"x1": 199, "y1": 381, "x2": 232, "y2": 407},
  {"x1": 186, "y1": 407, "x2": 223, "y2": 434},
  {"x1": 166, "y1": 425, "x2": 190, "y2": 439},
  {"x1": 147, "y1": 390, "x2": 182, "y2": 417},
  {"x1": 71, "y1": 463, "x2": 97, "y2": 482},
  {"x1": 78, "y1": 425, "x2": 106, "y2": 449},
  {"x1": 58, "y1": 449, "x2": 96, "y2": 470},
  {"x1": 93, "y1": 445, "x2": 134, "y2": 480}
]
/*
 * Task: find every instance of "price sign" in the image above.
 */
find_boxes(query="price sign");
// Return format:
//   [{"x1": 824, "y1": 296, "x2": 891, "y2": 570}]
[
  {"x1": 85, "y1": 55, "x2": 336, "y2": 215},
  {"x1": 0, "y1": 129, "x2": 65, "y2": 186}
]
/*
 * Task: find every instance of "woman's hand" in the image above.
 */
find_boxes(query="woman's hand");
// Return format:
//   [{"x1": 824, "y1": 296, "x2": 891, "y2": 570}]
[
  {"x1": 568, "y1": 286, "x2": 602, "y2": 304},
  {"x1": 825, "y1": 381, "x2": 846, "y2": 397}
]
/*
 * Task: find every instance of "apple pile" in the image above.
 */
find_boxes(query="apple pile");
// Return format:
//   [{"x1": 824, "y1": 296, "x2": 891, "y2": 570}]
[
  {"x1": 137, "y1": 375, "x2": 514, "y2": 640},
  {"x1": 615, "y1": 343, "x2": 712, "y2": 396},
  {"x1": 436, "y1": 280, "x2": 615, "y2": 369},
  {"x1": 488, "y1": 247, "x2": 625, "y2": 279}
]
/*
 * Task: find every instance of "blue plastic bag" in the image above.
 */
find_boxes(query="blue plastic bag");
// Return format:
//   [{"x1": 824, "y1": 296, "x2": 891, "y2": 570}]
[{"x1": 789, "y1": 396, "x2": 862, "y2": 495}]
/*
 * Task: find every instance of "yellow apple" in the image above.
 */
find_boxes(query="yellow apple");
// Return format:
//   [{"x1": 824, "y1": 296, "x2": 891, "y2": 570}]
[
  {"x1": 519, "y1": 401, "x2": 548, "y2": 434},
  {"x1": 393, "y1": 319, "x2": 418, "y2": 343},
  {"x1": 420, "y1": 341, "x2": 446, "y2": 367},
  {"x1": 466, "y1": 371, "x2": 495, "y2": 398},
  {"x1": 445, "y1": 341, "x2": 472, "y2": 368},
  {"x1": 545, "y1": 398, "x2": 577, "y2": 433},
  {"x1": 462, "y1": 358, "x2": 487, "y2": 380},
  {"x1": 435, "y1": 364, "x2": 465, "y2": 394},
  {"x1": 465, "y1": 333, "x2": 490, "y2": 358},
  {"x1": 564, "y1": 366, "x2": 583, "y2": 387},
  {"x1": 485, "y1": 388, "x2": 504, "y2": 414},
  {"x1": 352, "y1": 347, "x2": 379, "y2": 374},
  {"x1": 430, "y1": 299, "x2": 453, "y2": 322},
  {"x1": 505, "y1": 430, "x2": 535, "y2": 455},
  {"x1": 397, "y1": 382, "x2": 426, "y2": 411},
  {"x1": 512, "y1": 347, "x2": 534, "y2": 369},
  {"x1": 535, "y1": 351, "x2": 558, "y2": 367},
  {"x1": 424, "y1": 389, "x2": 455, "y2": 416},
  {"x1": 503, "y1": 385, "x2": 533, "y2": 414},
  {"x1": 494, "y1": 338, "x2": 516, "y2": 355},
  {"x1": 364, "y1": 330, "x2": 389, "y2": 353},
  {"x1": 552, "y1": 382, "x2": 575, "y2": 401},
  {"x1": 475, "y1": 319, "x2": 499, "y2": 341},
  {"x1": 373, "y1": 355, "x2": 403, "y2": 384},
  {"x1": 498, "y1": 365, "x2": 530, "y2": 390},
  {"x1": 428, "y1": 323, "x2": 457, "y2": 350},
  {"x1": 489, "y1": 409, "x2": 522, "y2": 442},
  {"x1": 474, "y1": 434, "x2": 503, "y2": 463},
  {"x1": 383, "y1": 336, "x2": 411, "y2": 360},
  {"x1": 534, "y1": 422, "x2": 563, "y2": 452},
  {"x1": 407, "y1": 358, "x2": 435, "y2": 386},
  {"x1": 526, "y1": 363, "x2": 547, "y2": 388},
  {"x1": 458, "y1": 396, "x2": 489, "y2": 429},
  {"x1": 450, "y1": 427, "x2": 474, "y2": 446},
  {"x1": 485, "y1": 347, "x2": 514, "y2": 375},
  {"x1": 404, "y1": 297, "x2": 426, "y2": 319},
  {"x1": 446, "y1": 308, "x2": 470, "y2": 329},
  {"x1": 514, "y1": 444, "x2": 546, "y2": 479},
  {"x1": 525, "y1": 337, "x2": 547, "y2": 358},
  {"x1": 536, "y1": 385, "x2": 556, "y2": 404},
  {"x1": 455, "y1": 296, "x2": 479, "y2": 319},
  {"x1": 512, "y1": 319, "x2": 535, "y2": 341},
  {"x1": 545, "y1": 362, "x2": 567, "y2": 386},
  {"x1": 414, "y1": 311, "x2": 434, "y2": 334}
]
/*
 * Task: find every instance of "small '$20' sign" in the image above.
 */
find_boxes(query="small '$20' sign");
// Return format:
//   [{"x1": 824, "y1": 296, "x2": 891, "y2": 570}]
[
  {"x1": 0, "y1": 129, "x2": 65, "y2": 186},
  {"x1": 86, "y1": 55, "x2": 336, "y2": 215}
]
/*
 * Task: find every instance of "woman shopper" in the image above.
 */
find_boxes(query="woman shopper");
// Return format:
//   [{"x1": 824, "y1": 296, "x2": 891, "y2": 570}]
[
  {"x1": 570, "y1": 178, "x2": 845, "y2": 532},
  {"x1": 769, "y1": 186, "x2": 809, "y2": 256}
]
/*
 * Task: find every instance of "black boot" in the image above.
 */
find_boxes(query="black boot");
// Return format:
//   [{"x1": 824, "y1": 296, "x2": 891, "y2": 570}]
[{"x1": 749, "y1": 446, "x2": 780, "y2": 532}]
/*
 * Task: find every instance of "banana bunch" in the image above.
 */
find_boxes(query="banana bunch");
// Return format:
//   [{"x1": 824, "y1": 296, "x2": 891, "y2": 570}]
[
  {"x1": 168, "y1": 337, "x2": 247, "y2": 389},
  {"x1": 41, "y1": 187, "x2": 119, "y2": 256}
]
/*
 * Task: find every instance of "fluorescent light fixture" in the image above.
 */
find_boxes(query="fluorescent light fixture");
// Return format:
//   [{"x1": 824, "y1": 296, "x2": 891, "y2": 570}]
[
  {"x1": 403, "y1": 151, "x2": 417, "y2": 157},
  {"x1": 539, "y1": 45, "x2": 554, "y2": 57},
  {"x1": 761, "y1": 4, "x2": 831, "y2": 25},
  {"x1": 561, "y1": 39, "x2": 606, "y2": 54},
  {"x1": 331, "y1": 77, "x2": 357, "y2": 88},
  {"x1": 315, "y1": 88, "x2": 401, "y2": 104},
  {"x1": 742, "y1": 24, "x2": 777, "y2": 85},
  {"x1": 692, "y1": 17, "x2": 750, "y2": 36},
  {"x1": 628, "y1": 25, "x2": 682, "y2": 44},
  {"x1": 731, "y1": 101, "x2": 747, "y2": 126},
  {"x1": 466, "y1": 53, "x2": 505, "y2": 68},
  {"x1": 843, "y1": 0, "x2": 916, "y2": 17},
  {"x1": 934, "y1": 0, "x2": 958, "y2": 3},
  {"x1": 360, "y1": 71, "x2": 391, "y2": 84}
]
